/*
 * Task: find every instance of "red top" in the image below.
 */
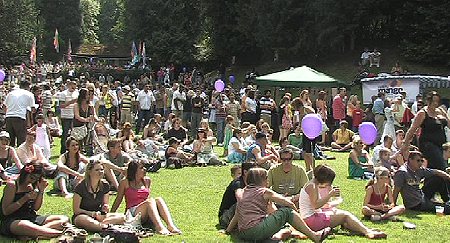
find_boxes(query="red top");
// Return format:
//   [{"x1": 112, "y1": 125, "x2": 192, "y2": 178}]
[
  {"x1": 368, "y1": 185, "x2": 388, "y2": 206},
  {"x1": 352, "y1": 108, "x2": 363, "y2": 128},
  {"x1": 125, "y1": 186, "x2": 150, "y2": 209},
  {"x1": 332, "y1": 95, "x2": 346, "y2": 120}
]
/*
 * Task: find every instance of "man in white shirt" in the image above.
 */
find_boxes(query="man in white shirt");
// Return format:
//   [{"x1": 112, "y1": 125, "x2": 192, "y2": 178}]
[
  {"x1": 171, "y1": 83, "x2": 186, "y2": 119},
  {"x1": 4, "y1": 80, "x2": 35, "y2": 147},
  {"x1": 58, "y1": 80, "x2": 78, "y2": 153},
  {"x1": 135, "y1": 84, "x2": 155, "y2": 134}
]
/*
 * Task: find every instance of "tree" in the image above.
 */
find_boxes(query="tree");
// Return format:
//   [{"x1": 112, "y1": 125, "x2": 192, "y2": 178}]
[
  {"x1": 81, "y1": 0, "x2": 100, "y2": 44},
  {"x1": 37, "y1": 0, "x2": 82, "y2": 60},
  {"x1": 0, "y1": 0, "x2": 39, "y2": 64}
]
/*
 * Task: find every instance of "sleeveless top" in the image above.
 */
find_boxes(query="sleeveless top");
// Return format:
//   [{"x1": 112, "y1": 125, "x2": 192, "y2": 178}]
[
  {"x1": 237, "y1": 185, "x2": 268, "y2": 231},
  {"x1": 124, "y1": 186, "x2": 150, "y2": 209},
  {"x1": 419, "y1": 109, "x2": 447, "y2": 147},
  {"x1": 73, "y1": 105, "x2": 92, "y2": 127},
  {"x1": 368, "y1": 185, "x2": 388, "y2": 206},
  {"x1": 299, "y1": 184, "x2": 319, "y2": 218},
  {"x1": 0, "y1": 182, "x2": 36, "y2": 219},
  {"x1": 246, "y1": 143, "x2": 265, "y2": 161},
  {"x1": 0, "y1": 147, "x2": 12, "y2": 169}
]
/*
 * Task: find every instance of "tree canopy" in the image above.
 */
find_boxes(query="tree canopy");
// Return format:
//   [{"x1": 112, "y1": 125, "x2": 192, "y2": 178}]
[{"x1": 0, "y1": 0, "x2": 448, "y2": 65}]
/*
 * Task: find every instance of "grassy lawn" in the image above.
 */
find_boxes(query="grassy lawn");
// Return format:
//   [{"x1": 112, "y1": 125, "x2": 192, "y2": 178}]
[{"x1": 0, "y1": 138, "x2": 448, "y2": 242}]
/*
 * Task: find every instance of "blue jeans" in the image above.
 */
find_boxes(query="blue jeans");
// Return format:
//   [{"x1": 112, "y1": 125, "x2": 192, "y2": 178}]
[{"x1": 216, "y1": 117, "x2": 226, "y2": 144}]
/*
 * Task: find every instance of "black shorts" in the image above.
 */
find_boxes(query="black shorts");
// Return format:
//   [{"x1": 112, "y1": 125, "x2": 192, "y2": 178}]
[
  {"x1": 0, "y1": 215, "x2": 47, "y2": 237},
  {"x1": 302, "y1": 134, "x2": 318, "y2": 153}
]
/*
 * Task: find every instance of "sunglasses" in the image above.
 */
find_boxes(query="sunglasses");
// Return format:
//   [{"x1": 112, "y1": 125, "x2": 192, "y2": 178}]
[{"x1": 280, "y1": 157, "x2": 293, "y2": 161}]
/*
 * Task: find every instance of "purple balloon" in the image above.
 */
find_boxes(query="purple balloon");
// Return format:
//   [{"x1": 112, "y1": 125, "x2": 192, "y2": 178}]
[
  {"x1": 0, "y1": 70, "x2": 5, "y2": 82},
  {"x1": 301, "y1": 114, "x2": 323, "y2": 139},
  {"x1": 358, "y1": 122, "x2": 377, "y2": 145},
  {"x1": 215, "y1": 79, "x2": 225, "y2": 92},
  {"x1": 229, "y1": 75, "x2": 235, "y2": 84}
]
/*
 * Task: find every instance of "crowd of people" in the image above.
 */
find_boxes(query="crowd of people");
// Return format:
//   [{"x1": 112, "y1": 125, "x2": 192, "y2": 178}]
[{"x1": 0, "y1": 61, "x2": 449, "y2": 242}]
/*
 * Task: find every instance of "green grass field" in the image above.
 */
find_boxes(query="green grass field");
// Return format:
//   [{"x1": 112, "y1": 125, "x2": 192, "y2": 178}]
[{"x1": 0, "y1": 138, "x2": 449, "y2": 243}]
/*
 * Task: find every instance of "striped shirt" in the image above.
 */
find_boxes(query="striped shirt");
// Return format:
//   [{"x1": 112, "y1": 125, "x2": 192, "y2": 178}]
[
  {"x1": 259, "y1": 96, "x2": 274, "y2": 115},
  {"x1": 121, "y1": 93, "x2": 134, "y2": 110}
]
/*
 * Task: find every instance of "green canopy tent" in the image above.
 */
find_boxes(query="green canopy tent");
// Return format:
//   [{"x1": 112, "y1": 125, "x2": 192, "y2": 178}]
[{"x1": 255, "y1": 65, "x2": 344, "y2": 88}]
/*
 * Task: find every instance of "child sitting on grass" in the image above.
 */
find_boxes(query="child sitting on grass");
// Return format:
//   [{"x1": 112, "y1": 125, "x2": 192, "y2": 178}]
[
  {"x1": 230, "y1": 165, "x2": 241, "y2": 180},
  {"x1": 378, "y1": 148, "x2": 399, "y2": 175},
  {"x1": 362, "y1": 167, "x2": 405, "y2": 221}
]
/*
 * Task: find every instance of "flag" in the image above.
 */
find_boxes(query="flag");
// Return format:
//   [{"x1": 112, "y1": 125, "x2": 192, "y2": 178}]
[
  {"x1": 67, "y1": 39, "x2": 72, "y2": 62},
  {"x1": 142, "y1": 42, "x2": 146, "y2": 68},
  {"x1": 131, "y1": 41, "x2": 139, "y2": 65},
  {"x1": 53, "y1": 29, "x2": 59, "y2": 53},
  {"x1": 30, "y1": 37, "x2": 37, "y2": 63}
]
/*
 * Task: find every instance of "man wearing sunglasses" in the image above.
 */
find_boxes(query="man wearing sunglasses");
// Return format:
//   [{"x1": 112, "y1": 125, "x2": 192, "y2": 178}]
[
  {"x1": 268, "y1": 148, "x2": 309, "y2": 205},
  {"x1": 393, "y1": 151, "x2": 450, "y2": 214}
]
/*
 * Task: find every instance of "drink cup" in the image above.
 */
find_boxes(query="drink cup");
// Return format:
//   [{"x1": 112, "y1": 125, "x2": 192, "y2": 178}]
[{"x1": 435, "y1": 205, "x2": 445, "y2": 216}]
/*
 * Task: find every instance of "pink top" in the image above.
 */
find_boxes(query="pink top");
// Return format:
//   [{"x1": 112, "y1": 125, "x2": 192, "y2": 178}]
[
  {"x1": 237, "y1": 185, "x2": 268, "y2": 231},
  {"x1": 332, "y1": 95, "x2": 346, "y2": 120},
  {"x1": 124, "y1": 186, "x2": 150, "y2": 209}
]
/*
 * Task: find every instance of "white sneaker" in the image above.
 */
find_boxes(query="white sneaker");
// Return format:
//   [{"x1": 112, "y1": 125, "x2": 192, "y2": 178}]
[{"x1": 370, "y1": 215, "x2": 381, "y2": 221}]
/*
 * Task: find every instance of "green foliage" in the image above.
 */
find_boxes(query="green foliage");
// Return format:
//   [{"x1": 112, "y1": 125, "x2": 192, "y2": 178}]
[
  {"x1": 80, "y1": 0, "x2": 100, "y2": 44},
  {"x1": 98, "y1": 0, "x2": 125, "y2": 44},
  {"x1": 123, "y1": 0, "x2": 202, "y2": 64},
  {"x1": 0, "y1": 0, "x2": 39, "y2": 64},
  {"x1": 37, "y1": 0, "x2": 83, "y2": 61},
  {"x1": 397, "y1": 0, "x2": 450, "y2": 65}
]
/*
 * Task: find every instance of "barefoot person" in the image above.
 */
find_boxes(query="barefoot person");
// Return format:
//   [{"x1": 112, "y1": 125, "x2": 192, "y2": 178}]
[
  {"x1": 300, "y1": 164, "x2": 387, "y2": 239},
  {"x1": 227, "y1": 168, "x2": 330, "y2": 242},
  {"x1": 0, "y1": 161, "x2": 69, "y2": 239},
  {"x1": 111, "y1": 160, "x2": 181, "y2": 235}
]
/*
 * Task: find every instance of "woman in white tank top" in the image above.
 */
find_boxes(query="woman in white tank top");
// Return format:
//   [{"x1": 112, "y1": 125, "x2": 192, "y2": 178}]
[{"x1": 299, "y1": 165, "x2": 387, "y2": 239}]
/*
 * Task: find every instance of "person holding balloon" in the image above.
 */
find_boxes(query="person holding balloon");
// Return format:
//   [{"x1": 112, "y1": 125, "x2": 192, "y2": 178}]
[{"x1": 293, "y1": 98, "x2": 319, "y2": 172}]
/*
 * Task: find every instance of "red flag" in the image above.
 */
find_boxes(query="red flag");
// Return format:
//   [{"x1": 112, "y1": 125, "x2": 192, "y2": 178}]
[
  {"x1": 30, "y1": 37, "x2": 37, "y2": 63},
  {"x1": 53, "y1": 29, "x2": 59, "y2": 53}
]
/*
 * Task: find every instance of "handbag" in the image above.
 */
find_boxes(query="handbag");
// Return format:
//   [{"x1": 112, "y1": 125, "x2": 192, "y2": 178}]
[{"x1": 71, "y1": 125, "x2": 88, "y2": 140}]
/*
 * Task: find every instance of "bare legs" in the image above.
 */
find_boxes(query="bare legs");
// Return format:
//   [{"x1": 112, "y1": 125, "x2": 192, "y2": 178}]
[
  {"x1": 10, "y1": 215, "x2": 69, "y2": 239},
  {"x1": 74, "y1": 213, "x2": 125, "y2": 232},
  {"x1": 304, "y1": 153, "x2": 315, "y2": 172},
  {"x1": 135, "y1": 197, "x2": 181, "y2": 235},
  {"x1": 330, "y1": 209, "x2": 386, "y2": 239},
  {"x1": 362, "y1": 205, "x2": 405, "y2": 219}
]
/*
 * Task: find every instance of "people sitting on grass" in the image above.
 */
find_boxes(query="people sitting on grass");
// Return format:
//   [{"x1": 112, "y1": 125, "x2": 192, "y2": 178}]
[
  {"x1": 331, "y1": 120, "x2": 354, "y2": 152},
  {"x1": 246, "y1": 132, "x2": 279, "y2": 170},
  {"x1": 0, "y1": 161, "x2": 69, "y2": 239},
  {"x1": 227, "y1": 128, "x2": 247, "y2": 164},
  {"x1": 277, "y1": 137, "x2": 302, "y2": 160},
  {"x1": 378, "y1": 148, "x2": 399, "y2": 173},
  {"x1": 227, "y1": 167, "x2": 330, "y2": 242},
  {"x1": 0, "y1": 131, "x2": 23, "y2": 180},
  {"x1": 268, "y1": 148, "x2": 309, "y2": 205},
  {"x1": 72, "y1": 160, "x2": 125, "y2": 232},
  {"x1": 111, "y1": 160, "x2": 181, "y2": 235},
  {"x1": 393, "y1": 151, "x2": 450, "y2": 214},
  {"x1": 218, "y1": 162, "x2": 256, "y2": 229},
  {"x1": 16, "y1": 130, "x2": 57, "y2": 178},
  {"x1": 54, "y1": 137, "x2": 88, "y2": 198},
  {"x1": 192, "y1": 128, "x2": 220, "y2": 165},
  {"x1": 300, "y1": 164, "x2": 387, "y2": 239},
  {"x1": 287, "y1": 123, "x2": 303, "y2": 150},
  {"x1": 348, "y1": 136, "x2": 374, "y2": 179},
  {"x1": 165, "y1": 117, "x2": 188, "y2": 143},
  {"x1": 117, "y1": 122, "x2": 136, "y2": 153},
  {"x1": 101, "y1": 138, "x2": 130, "y2": 190},
  {"x1": 362, "y1": 167, "x2": 405, "y2": 221},
  {"x1": 165, "y1": 137, "x2": 194, "y2": 168}
]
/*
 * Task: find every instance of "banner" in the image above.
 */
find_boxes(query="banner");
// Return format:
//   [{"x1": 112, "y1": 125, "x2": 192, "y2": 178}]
[{"x1": 362, "y1": 78, "x2": 420, "y2": 104}]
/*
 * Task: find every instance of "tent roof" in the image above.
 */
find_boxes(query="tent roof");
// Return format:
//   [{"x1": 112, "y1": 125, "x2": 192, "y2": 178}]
[{"x1": 255, "y1": 65, "x2": 343, "y2": 87}]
